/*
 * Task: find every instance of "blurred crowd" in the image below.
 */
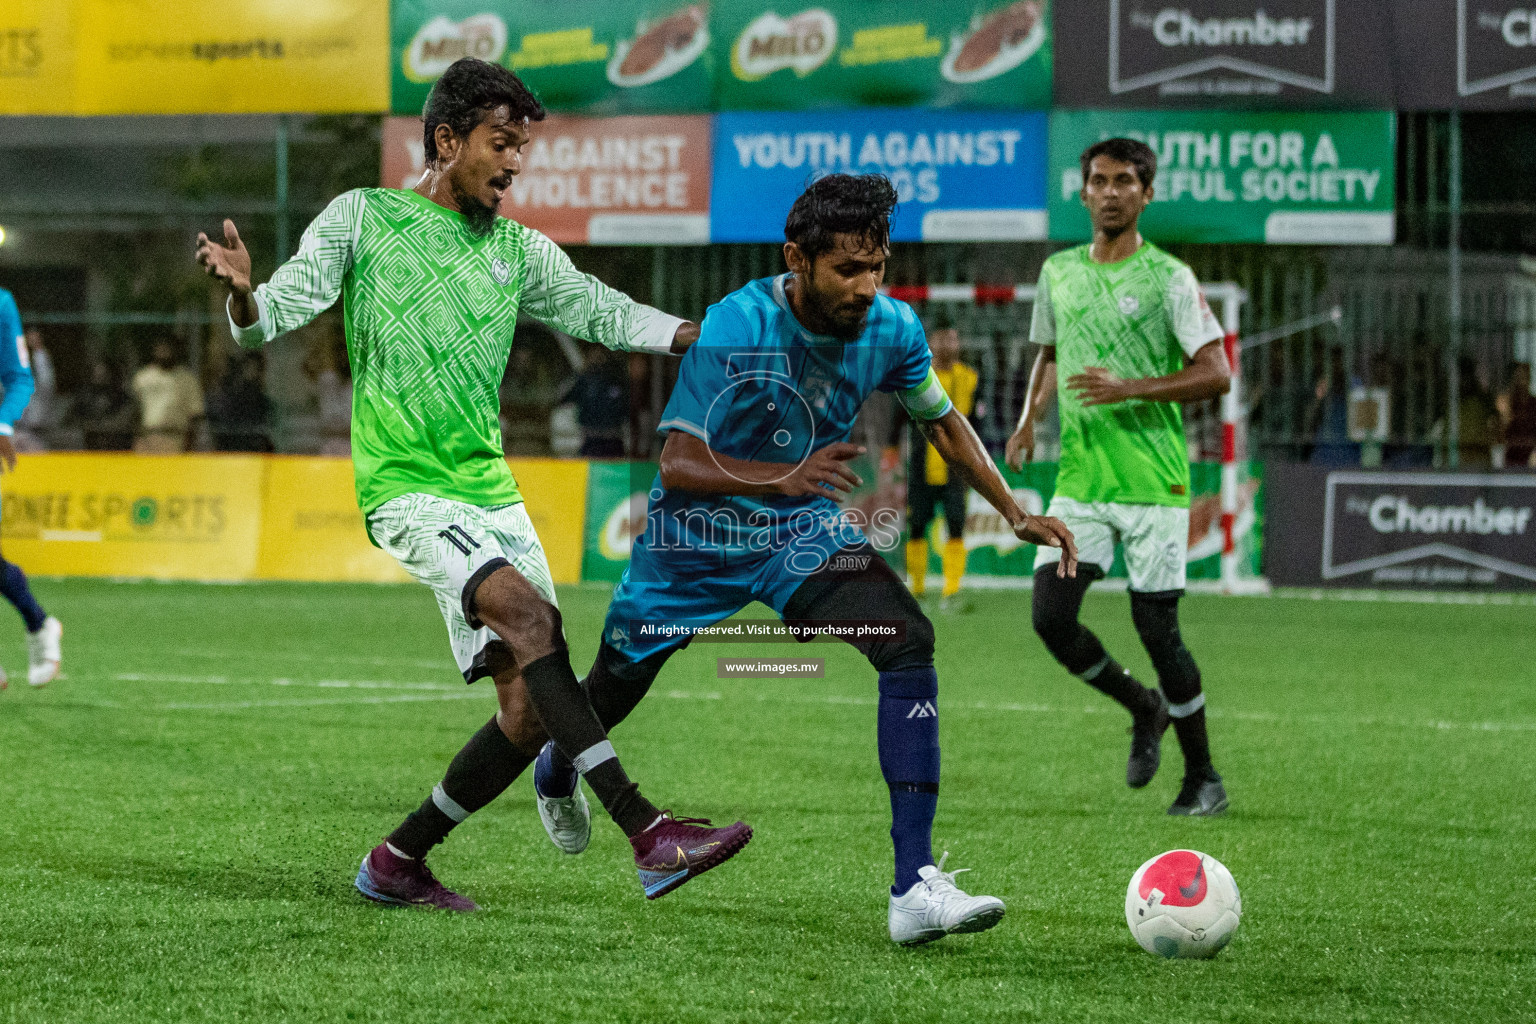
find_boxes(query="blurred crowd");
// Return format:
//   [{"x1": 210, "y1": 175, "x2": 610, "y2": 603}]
[{"x1": 16, "y1": 323, "x2": 1536, "y2": 470}]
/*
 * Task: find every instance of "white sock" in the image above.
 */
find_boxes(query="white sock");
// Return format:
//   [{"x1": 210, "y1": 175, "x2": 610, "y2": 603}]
[{"x1": 385, "y1": 842, "x2": 414, "y2": 859}]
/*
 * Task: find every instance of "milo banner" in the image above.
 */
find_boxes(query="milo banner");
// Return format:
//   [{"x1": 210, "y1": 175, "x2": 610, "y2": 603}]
[
  {"x1": 1266, "y1": 466, "x2": 1536, "y2": 590},
  {"x1": 1049, "y1": 110, "x2": 1396, "y2": 245},
  {"x1": 1053, "y1": 0, "x2": 1395, "y2": 108},
  {"x1": 714, "y1": 0, "x2": 1052, "y2": 109},
  {"x1": 1394, "y1": 0, "x2": 1536, "y2": 109},
  {"x1": 712, "y1": 108, "x2": 1048, "y2": 242},
  {"x1": 392, "y1": 0, "x2": 713, "y2": 114},
  {"x1": 582, "y1": 459, "x2": 1260, "y2": 585}
]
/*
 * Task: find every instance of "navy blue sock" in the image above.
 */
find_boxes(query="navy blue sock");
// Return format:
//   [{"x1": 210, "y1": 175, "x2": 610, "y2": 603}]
[
  {"x1": 878, "y1": 666, "x2": 940, "y2": 895},
  {"x1": 0, "y1": 560, "x2": 46, "y2": 633},
  {"x1": 533, "y1": 740, "x2": 578, "y2": 798}
]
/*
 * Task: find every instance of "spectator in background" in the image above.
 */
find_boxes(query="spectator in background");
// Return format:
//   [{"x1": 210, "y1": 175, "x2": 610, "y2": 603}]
[
  {"x1": 1306, "y1": 347, "x2": 1358, "y2": 466},
  {"x1": 560, "y1": 345, "x2": 627, "y2": 458},
  {"x1": 1454, "y1": 356, "x2": 1497, "y2": 470},
  {"x1": 1496, "y1": 361, "x2": 1535, "y2": 468},
  {"x1": 132, "y1": 340, "x2": 204, "y2": 453},
  {"x1": 208, "y1": 350, "x2": 273, "y2": 452},
  {"x1": 316, "y1": 334, "x2": 352, "y2": 457},
  {"x1": 14, "y1": 327, "x2": 54, "y2": 452},
  {"x1": 70, "y1": 360, "x2": 136, "y2": 450}
]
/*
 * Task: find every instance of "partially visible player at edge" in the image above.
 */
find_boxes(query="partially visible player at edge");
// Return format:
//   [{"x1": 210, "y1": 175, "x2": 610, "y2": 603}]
[
  {"x1": 195, "y1": 58, "x2": 750, "y2": 911},
  {"x1": 530, "y1": 174, "x2": 1080, "y2": 941},
  {"x1": 0, "y1": 288, "x2": 63, "y2": 691},
  {"x1": 1005, "y1": 137, "x2": 1231, "y2": 816}
]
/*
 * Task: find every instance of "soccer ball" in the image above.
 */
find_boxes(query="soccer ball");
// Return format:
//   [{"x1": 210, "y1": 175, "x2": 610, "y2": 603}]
[{"x1": 1125, "y1": 849, "x2": 1241, "y2": 959}]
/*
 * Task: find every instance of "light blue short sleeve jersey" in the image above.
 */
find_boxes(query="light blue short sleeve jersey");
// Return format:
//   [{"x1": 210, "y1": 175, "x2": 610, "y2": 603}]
[{"x1": 647, "y1": 274, "x2": 939, "y2": 558}]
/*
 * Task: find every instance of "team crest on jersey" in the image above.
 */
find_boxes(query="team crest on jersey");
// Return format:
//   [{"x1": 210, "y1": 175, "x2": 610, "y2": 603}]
[
  {"x1": 490, "y1": 256, "x2": 512, "y2": 286},
  {"x1": 1118, "y1": 294, "x2": 1141, "y2": 316}
]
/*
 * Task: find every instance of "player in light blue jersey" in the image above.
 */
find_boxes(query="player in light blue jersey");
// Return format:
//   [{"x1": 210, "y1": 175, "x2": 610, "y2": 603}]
[
  {"x1": 530, "y1": 175, "x2": 1078, "y2": 945},
  {"x1": 0, "y1": 289, "x2": 62, "y2": 690}
]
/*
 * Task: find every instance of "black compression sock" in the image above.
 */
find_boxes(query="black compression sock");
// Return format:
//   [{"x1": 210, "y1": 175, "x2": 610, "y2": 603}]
[
  {"x1": 522, "y1": 651, "x2": 660, "y2": 837},
  {"x1": 1082, "y1": 656, "x2": 1159, "y2": 716},
  {"x1": 385, "y1": 715, "x2": 534, "y2": 858},
  {"x1": 1171, "y1": 707, "x2": 1216, "y2": 779}
]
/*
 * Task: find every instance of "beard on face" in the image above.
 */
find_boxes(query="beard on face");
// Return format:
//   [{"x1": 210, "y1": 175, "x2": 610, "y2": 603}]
[
  {"x1": 452, "y1": 181, "x2": 500, "y2": 237},
  {"x1": 808, "y1": 284, "x2": 871, "y2": 340}
]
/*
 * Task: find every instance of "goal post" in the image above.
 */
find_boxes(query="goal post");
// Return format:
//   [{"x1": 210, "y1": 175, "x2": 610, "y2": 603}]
[{"x1": 882, "y1": 281, "x2": 1268, "y2": 595}]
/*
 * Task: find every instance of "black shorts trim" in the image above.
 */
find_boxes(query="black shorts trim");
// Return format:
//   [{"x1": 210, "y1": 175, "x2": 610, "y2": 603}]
[
  {"x1": 463, "y1": 639, "x2": 517, "y2": 684},
  {"x1": 461, "y1": 556, "x2": 512, "y2": 630}
]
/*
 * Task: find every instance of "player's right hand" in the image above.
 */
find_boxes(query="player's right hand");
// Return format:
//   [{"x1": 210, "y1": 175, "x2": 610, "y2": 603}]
[
  {"x1": 778, "y1": 442, "x2": 865, "y2": 502},
  {"x1": 195, "y1": 219, "x2": 253, "y2": 296},
  {"x1": 1004, "y1": 422, "x2": 1035, "y2": 472}
]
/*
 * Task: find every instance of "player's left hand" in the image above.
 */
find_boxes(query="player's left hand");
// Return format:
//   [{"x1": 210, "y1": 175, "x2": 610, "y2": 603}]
[
  {"x1": 1014, "y1": 514, "x2": 1077, "y2": 577},
  {"x1": 1067, "y1": 366, "x2": 1135, "y2": 406},
  {"x1": 0, "y1": 435, "x2": 17, "y2": 473}
]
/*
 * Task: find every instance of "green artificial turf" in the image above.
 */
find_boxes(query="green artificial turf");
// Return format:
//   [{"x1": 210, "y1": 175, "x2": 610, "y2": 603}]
[{"x1": 0, "y1": 579, "x2": 1532, "y2": 1023}]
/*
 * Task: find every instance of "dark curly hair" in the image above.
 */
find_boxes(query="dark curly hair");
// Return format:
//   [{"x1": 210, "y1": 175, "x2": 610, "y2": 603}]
[
  {"x1": 422, "y1": 58, "x2": 546, "y2": 168},
  {"x1": 1080, "y1": 138, "x2": 1157, "y2": 189},
  {"x1": 784, "y1": 173, "x2": 899, "y2": 262}
]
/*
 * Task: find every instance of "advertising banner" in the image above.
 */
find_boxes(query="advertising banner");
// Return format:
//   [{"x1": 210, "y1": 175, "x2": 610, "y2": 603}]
[
  {"x1": 0, "y1": 454, "x2": 265, "y2": 581},
  {"x1": 711, "y1": 109, "x2": 1048, "y2": 242},
  {"x1": 508, "y1": 458, "x2": 590, "y2": 584},
  {"x1": 1266, "y1": 466, "x2": 1536, "y2": 591},
  {"x1": 1394, "y1": 0, "x2": 1536, "y2": 109},
  {"x1": 581, "y1": 459, "x2": 1258, "y2": 584},
  {"x1": 714, "y1": 0, "x2": 1052, "y2": 109},
  {"x1": 256, "y1": 458, "x2": 411, "y2": 583},
  {"x1": 1048, "y1": 110, "x2": 1396, "y2": 245},
  {"x1": 0, "y1": 0, "x2": 77, "y2": 115},
  {"x1": 1053, "y1": 0, "x2": 1396, "y2": 109},
  {"x1": 383, "y1": 113, "x2": 712, "y2": 244},
  {"x1": 392, "y1": 0, "x2": 713, "y2": 115},
  {"x1": 73, "y1": 0, "x2": 387, "y2": 115}
]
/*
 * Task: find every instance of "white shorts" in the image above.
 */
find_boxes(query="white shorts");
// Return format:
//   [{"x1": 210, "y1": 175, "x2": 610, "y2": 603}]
[
  {"x1": 368, "y1": 493, "x2": 558, "y2": 683},
  {"x1": 1032, "y1": 496, "x2": 1189, "y2": 593}
]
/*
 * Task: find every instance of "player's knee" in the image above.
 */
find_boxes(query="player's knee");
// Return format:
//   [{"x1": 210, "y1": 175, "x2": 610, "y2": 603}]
[
  {"x1": 1031, "y1": 570, "x2": 1076, "y2": 648},
  {"x1": 1130, "y1": 591, "x2": 1201, "y2": 700},
  {"x1": 863, "y1": 585, "x2": 934, "y2": 671},
  {"x1": 585, "y1": 642, "x2": 666, "y2": 731}
]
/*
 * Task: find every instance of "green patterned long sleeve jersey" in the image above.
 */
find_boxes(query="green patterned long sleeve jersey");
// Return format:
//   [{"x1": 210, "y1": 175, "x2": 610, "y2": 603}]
[{"x1": 227, "y1": 188, "x2": 683, "y2": 515}]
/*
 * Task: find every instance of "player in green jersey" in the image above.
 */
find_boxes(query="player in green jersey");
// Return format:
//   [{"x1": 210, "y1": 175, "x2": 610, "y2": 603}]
[
  {"x1": 1005, "y1": 138, "x2": 1232, "y2": 816},
  {"x1": 195, "y1": 58, "x2": 751, "y2": 910}
]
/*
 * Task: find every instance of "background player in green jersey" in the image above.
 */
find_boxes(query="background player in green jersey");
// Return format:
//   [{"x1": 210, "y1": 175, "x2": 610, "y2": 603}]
[
  {"x1": 1005, "y1": 138, "x2": 1233, "y2": 816},
  {"x1": 195, "y1": 58, "x2": 750, "y2": 910}
]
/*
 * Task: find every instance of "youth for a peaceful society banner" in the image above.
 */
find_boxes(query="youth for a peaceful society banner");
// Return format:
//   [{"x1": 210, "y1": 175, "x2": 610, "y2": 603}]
[
  {"x1": 383, "y1": 113, "x2": 712, "y2": 244},
  {"x1": 712, "y1": 109, "x2": 1048, "y2": 242},
  {"x1": 1049, "y1": 110, "x2": 1396, "y2": 245},
  {"x1": 714, "y1": 0, "x2": 1052, "y2": 109},
  {"x1": 392, "y1": 0, "x2": 714, "y2": 115}
]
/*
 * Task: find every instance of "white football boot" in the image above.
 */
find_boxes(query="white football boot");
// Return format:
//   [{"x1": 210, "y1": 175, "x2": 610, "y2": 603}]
[
  {"x1": 888, "y1": 852, "x2": 1006, "y2": 946},
  {"x1": 26, "y1": 616, "x2": 61, "y2": 688},
  {"x1": 535, "y1": 780, "x2": 592, "y2": 855}
]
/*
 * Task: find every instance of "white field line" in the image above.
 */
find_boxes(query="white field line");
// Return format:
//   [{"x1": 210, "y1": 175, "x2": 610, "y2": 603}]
[{"x1": 84, "y1": 674, "x2": 1536, "y2": 732}]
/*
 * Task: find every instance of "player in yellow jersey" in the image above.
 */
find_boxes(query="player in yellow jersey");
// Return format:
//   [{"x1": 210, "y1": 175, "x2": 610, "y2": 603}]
[{"x1": 905, "y1": 327, "x2": 980, "y2": 611}]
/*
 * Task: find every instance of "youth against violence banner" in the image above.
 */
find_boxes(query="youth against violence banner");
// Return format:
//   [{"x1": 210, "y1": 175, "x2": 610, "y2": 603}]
[
  {"x1": 714, "y1": 0, "x2": 1053, "y2": 109},
  {"x1": 1048, "y1": 110, "x2": 1395, "y2": 245},
  {"x1": 382, "y1": 113, "x2": 712, "y2": 244},
  {"x1": 712, "y1": 108, "x2": 1048, "y2": 242},
  {"x1": 392, "y1": 0, "x2": 714, "y2": 115}
]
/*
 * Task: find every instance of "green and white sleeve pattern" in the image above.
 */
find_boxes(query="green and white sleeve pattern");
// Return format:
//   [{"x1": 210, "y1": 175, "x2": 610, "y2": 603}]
[
  {"x1": 227, "y1": 190, "x2": 363, "y2": 349},
  {"x1": 896, "y1": 367, "x2": 954, "y2": 422},
  {"x1": 518, "y1": 227, "x2": 684, "y2": 355},
  {"x1": 1029, "y1": 270, "x2": 1055, "y2": 346}
]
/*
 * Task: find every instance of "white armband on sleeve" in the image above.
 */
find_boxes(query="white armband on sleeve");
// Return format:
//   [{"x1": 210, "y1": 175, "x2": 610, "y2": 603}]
[
  {"x1": 0, "y1": 423, "x2": 14, "y2": 436},
  {"x1": 226, "y1": 293, "x2": 270, "y2": 349},
  {"x1": 627, "y1": 307, "x2": 687, "y2": 356},
  {"x1": 896, "y1": 367, "x2": 954, "y2": 422}
]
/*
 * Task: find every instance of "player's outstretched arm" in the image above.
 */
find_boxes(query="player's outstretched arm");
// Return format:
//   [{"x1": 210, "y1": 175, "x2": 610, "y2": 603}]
[
  {"x1": 1067, "y1": 339, "x2": 1230, "y2": 408},
  {"x1": 659, "y1": 430, "x2": 865, "y2": 502},
  {"x1": 520, "y1": 228, "x2": 697, "y2": 355},
  {"x1": 195, "y1": 192, "x2": 361, "y2": 347},
  {"x1": 1005, "y1": 345, "x2": 1057, "y2": 472},
  {"x1": 918, "y1": 407, "x2": 1077, "y2": 578}
]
